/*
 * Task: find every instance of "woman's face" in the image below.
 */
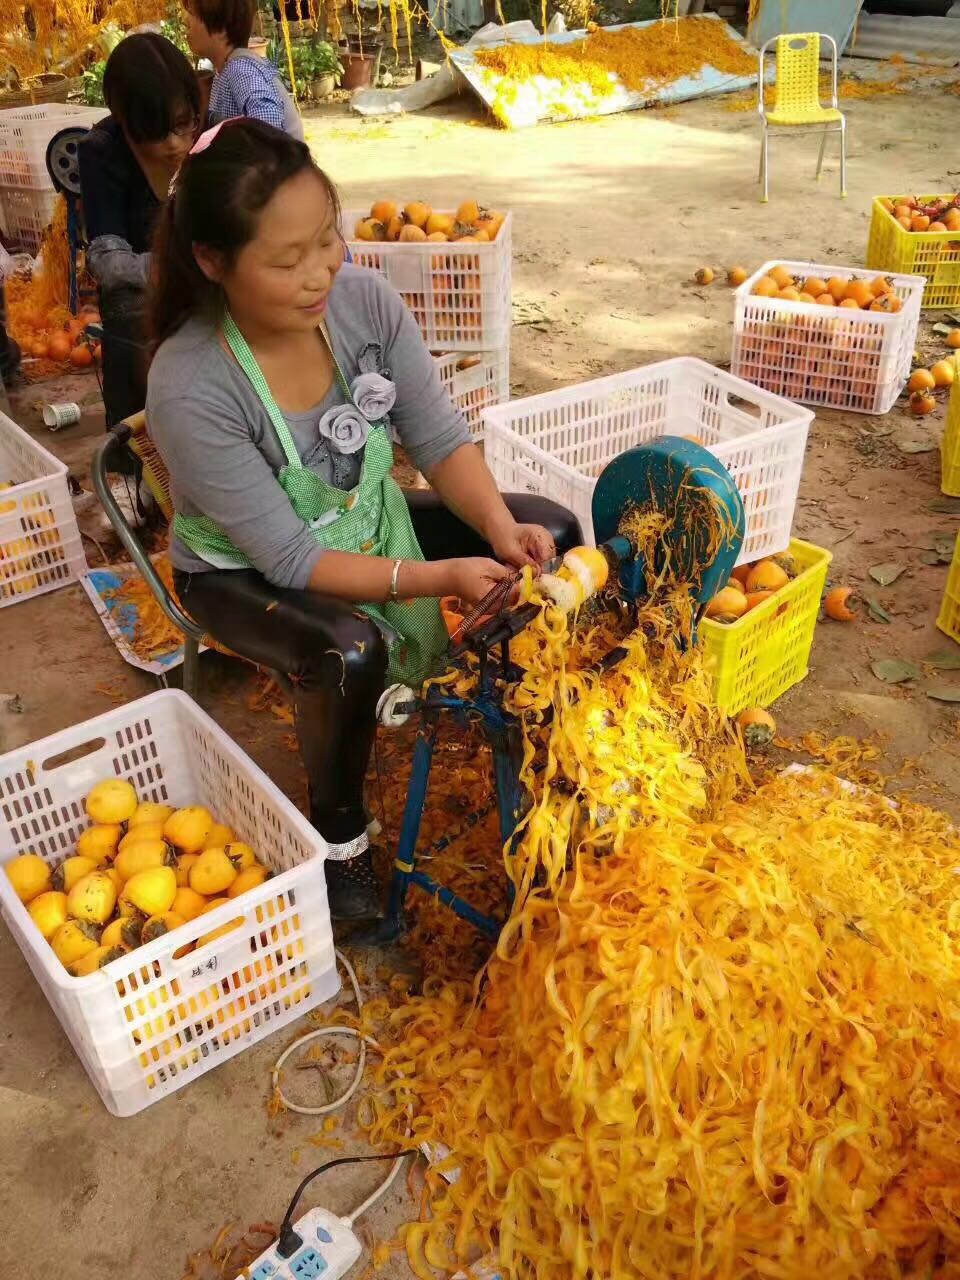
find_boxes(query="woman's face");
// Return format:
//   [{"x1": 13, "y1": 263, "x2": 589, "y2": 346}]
[
  {"x1": 214, "y1": 169, "x2": 345, "y2": 335},
  {"x1": 131, "y1": 105, "x2": 197, "y2": 169}
]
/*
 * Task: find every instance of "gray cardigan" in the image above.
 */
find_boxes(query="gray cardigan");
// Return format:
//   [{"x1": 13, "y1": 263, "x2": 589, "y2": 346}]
[{"x1": 146, "y1": 265, "x2": 472, "y2": 589}]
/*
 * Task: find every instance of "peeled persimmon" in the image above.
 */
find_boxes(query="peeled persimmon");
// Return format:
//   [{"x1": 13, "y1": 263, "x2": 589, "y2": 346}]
[
  {"x1": 425, "y1": 212, "x2": 455, "y2": 238},
  {"x1": 839, "y1": 298, "x2": 861, "y2": 309},
  {"x1": 704, "y1": 587, "x2": 747, "y2": 623},
  {"x1": 815, "y1": 293, "x2": 834, "y2": 306},
  {"x1": 930, "y1": 221, "x2": 948, "y2": 232},
  {"x1": 399, "y1": 224, "x2": 427, "y2": 242},
  {"x1": 769, "y1": 265, "x2": 793, "y2": 289},
  {"x1": 931, "y1": 360, "x2": 956, "y2": 388},
  {"x1": 403, "y1": 201, "x2": 432, "y2": 229},
  {"x1": 844, "y1": 280, "x2": 874, "y2": 308},
  {"x1": 824, "y1": 586, "x2": 858, "y2": 621},
  {"x1": 727, "y1": 266, "x2": 748, "y2": 286},
  {"x1": 48, "y1": 332, "x2": 72, "y2": 362},
  {"x1": 70, "y1": 344, "x2": 93, "y2": 368},
  {"x1": 803, "y1": 276, "x2": 827, "y2": 298},
  {"x1": 737, "y1": 707, "x2": 776, "y2": 748},
  {"x1": 370, "y1": 199, "x2": 398, "y2": 224},
  {"x1": 753, "y1": 276, "x2": 778, "y2": 298},
  {"x1": 355, "y1": 217, "x2": 385, "y2": 242},
  {"x1": 694, "y1": 267, "x2": 715, "y2": 285},
  {"x1": 744, "y1": 589, "x2": 773, "y2": 612},
  {"x1": 426, "y1": 231, "x2": 448, "y2": 242},
  {"x1": 777, "y1": 286, "x2": 801, "y2": 302},
  {"x1": 947, "y1": 330, "x2": 960, "y2": 350},
  {"x1": 456, "y1": 200, "x2": 481, "y2": 224},
  {"x1": 827, "y1": 277, "x2": 848, "y2": 302},
  {"x1": 385, "y1": 214, "x2": 405, "y2": 242},
  {"x1": 908, "y1": 368, "x2": 936, "y2": 393},
  {"x1": 910, "y1": 390, "x2": 936, "y2": 416},
  {"x1": 911, "y1": 215, "x2": 931, "y2": 232},
  {"x1": 30, "y1": 339, "x2": 49, "y2": 358},
  {"x1": 896, "y1": 215, "x2": 913, "y2": 231},
  {"x1": 745, "y1": 559, "x2": 788, "y2": 593},
  {"x1": 869, "y1": 275, "x2": 893, "y2": 297}
]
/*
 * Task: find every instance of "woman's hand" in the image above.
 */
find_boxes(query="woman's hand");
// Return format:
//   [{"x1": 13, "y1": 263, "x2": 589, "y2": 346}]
[
  {"x1": 488, "y1": 521, "x2": 557, "y2": 570},
  {"x1": 444, "y1": 557, "x2": 513, "y2": 606}
]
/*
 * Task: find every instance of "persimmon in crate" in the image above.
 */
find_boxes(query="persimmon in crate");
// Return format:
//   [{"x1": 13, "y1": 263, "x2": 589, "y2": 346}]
[{"x1": 732, "y1": 262, "x2": 924, "y2": 416}]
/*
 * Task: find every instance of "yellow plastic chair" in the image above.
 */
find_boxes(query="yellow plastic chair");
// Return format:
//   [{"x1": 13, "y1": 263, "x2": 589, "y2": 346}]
[{"x1": 758, "y1": 32, "x2": 846, "y2": 203}]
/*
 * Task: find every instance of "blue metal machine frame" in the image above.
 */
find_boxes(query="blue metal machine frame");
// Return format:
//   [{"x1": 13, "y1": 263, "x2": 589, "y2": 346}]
[{"x1": 383, "y1": 654, "x2": 523, "y2": 940}]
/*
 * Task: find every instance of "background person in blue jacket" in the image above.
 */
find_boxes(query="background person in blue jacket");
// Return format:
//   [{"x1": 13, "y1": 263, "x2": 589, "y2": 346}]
[{"x1": 183, "y1": 0, "x2": 304, "y2": 140}]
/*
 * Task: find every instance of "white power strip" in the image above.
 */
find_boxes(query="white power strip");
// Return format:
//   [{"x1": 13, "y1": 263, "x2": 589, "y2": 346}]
[{"x1": 246, "y1": 1208, "x2": 362, "y2": 1279}]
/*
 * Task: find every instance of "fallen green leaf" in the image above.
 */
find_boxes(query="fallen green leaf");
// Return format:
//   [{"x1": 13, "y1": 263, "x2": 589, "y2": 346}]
[
  {"x1": 924, "y1": 649, "x2": 960, "y2": 670},
  {"x1": 920, "y1": 550, "x2": 945, "y2": 565},
  {"x1": 936, "y1": 532, "x2": 956, "y2": 560},
  {"x1": 933, "y1": 322, "x2": 956, "y2": 336},
  {"x1": 871, "y1": 658, "x2": 919, "y2": 684},
  {"x1": 868, "y1": 562, "x2": 905, "y2": 586},
  {"x1": 866, "y1": 597, "x2": 892, "y2": 623},
  {"x1": 897, "y1": 438, "x2": 937, "y2": 455},
  {"x1": 926, "y1": 684, "x2": 960, "y2": 703}
]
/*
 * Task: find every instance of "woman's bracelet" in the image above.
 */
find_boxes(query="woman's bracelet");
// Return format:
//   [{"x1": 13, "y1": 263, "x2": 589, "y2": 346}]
[{"x1": 388, "y1": 557, "x2": 404, "y2": 601}]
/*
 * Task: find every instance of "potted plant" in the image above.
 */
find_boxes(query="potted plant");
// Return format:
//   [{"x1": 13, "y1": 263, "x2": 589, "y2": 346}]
[{"x1": 309, "y1": 41, "x2": 343, "y2": 99}]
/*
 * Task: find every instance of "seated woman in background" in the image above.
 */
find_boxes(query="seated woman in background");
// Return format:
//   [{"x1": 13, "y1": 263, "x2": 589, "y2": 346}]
[
  {"x1": 78, "y1": 32, "x2": 199, "y2": 436},
  {"x1": 146, "y1": 119, "x2": 580, "y2": 920},
  {"x1": 183, "y1": 0, "x2": 303, "y2": 140}
]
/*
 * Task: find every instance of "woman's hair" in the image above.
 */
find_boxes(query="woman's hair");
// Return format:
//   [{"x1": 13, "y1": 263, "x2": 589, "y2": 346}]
[
  {"x1": 185, "y1": 0, "x2": 255, "y2": 48},
  {"x1": 103, "y1": 33, "x2": 200, "y2": 144},
  {"x1": 151, "y1": 118, "x2": 341, "y2": 344}
]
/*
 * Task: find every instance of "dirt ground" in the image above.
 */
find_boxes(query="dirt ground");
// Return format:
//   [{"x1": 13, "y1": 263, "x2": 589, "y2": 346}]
[{"x1": 2, "y1": 71, "x2": 960, "y2": 1279}]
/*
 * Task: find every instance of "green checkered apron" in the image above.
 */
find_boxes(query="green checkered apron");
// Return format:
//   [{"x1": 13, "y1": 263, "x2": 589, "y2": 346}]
[{"x1": 174, "y1": 313, "x2": 449, "y2": 687}]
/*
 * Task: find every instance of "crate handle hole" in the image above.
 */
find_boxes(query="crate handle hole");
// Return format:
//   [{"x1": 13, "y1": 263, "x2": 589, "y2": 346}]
[
  {"x1": 788, "y1": 37, "x2": 808, "y2": 51},
  {"x1": 724, "y1": 393, "x2": 762, "y2": 420},
  {"x1": 41, "y1": 737, "x2": 107, "y2": 771}
]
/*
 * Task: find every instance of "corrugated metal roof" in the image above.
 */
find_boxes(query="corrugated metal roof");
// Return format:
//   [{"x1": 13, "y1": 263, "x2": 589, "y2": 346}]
[{"x1": 847, "y1": 13, "x2": 960, "y2": 63}]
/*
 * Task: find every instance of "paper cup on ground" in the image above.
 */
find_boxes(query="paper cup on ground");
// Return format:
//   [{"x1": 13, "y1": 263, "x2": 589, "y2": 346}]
[{"x1": 42, "y1": 402, "x2": 80, "y2": 430}]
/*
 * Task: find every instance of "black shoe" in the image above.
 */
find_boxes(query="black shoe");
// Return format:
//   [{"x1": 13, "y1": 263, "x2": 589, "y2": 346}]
[{"x1": 324, "y1": 849, "x2": 382, "y2": 920}]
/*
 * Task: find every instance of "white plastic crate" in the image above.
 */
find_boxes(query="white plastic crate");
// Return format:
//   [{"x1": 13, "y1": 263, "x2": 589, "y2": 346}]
[
  {"x1": 345, "y1": 210, "x2": 512, "y2": 351},
  {"x1": 731, "y1": 261, "x2": 924, "y2": 415},
  {"x1": 483, "y1": 357, "x2": 812, "y2": 565},
  {"x1": 0, "y1": 103, "x2": 103, "y2": 191},
  {"x1": 0, "y1": 182, "x2": 56, "y2": 253},
  {"x1": 0, "y1": 409, "x2": 87, "y2": 605},
  {"x1": 434, "y1": 347, "x2": 509, "y2": 440},
  {"x1": 0, "y1": 690, "x2": 338, "y2": 1117}
]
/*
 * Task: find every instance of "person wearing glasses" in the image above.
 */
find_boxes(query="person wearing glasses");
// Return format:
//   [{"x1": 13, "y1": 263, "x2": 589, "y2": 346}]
[{"x1": 78, "y1": 33, "x2": 201, "y2": 443}]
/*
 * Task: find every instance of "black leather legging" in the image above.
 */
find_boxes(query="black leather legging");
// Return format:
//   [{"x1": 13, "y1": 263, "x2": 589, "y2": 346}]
[{"x1": 174, "y1": 491, "x2": 582, "y2": 849}]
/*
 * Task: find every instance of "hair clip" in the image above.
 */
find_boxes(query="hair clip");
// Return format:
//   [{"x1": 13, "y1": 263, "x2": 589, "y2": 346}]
[{"x1": 189, "y1": 115, "x2": 242, "y2": 156}]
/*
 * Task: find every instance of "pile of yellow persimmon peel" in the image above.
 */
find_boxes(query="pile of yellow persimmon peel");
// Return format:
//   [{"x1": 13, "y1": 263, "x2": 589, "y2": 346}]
[{"x1": 359, "y1": 560, "x2": 960, "y2": 1278}]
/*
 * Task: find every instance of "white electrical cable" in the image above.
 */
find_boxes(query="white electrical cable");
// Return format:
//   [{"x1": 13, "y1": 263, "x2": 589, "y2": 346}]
[{"x1": 272, "y1": 947, "x2": 409, "y2": 1227}]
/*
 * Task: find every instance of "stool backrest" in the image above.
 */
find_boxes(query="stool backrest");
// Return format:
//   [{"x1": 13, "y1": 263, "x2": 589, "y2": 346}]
[{"x1": 124, "y1": 411, "x2": 174, "y2": 522}]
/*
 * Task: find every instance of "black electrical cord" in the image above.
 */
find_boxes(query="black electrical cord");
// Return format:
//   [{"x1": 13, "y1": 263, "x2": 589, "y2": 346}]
[{"x1": 276, "y1": 1152, "x2": 407, "y2": 1258}]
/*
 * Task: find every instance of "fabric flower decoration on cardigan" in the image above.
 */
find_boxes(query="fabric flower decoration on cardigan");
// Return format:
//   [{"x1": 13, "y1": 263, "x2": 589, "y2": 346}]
[
  {"x1": 351, "y1": 371, "x2": 397, "y2": 423},
  {"x1": 318, "y1": 404, "x2": 369, "y2": 455}
]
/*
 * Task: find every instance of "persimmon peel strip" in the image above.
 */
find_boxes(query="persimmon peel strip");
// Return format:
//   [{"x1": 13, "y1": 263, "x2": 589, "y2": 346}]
[{"x1": 364, "y1": 526, "x2": 960, "y2": 1275}]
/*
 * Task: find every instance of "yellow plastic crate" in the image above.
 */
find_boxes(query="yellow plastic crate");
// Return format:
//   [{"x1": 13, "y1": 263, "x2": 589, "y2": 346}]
[
  {"x1": 941, "y1": 360, "x2": 960, "y2": 497},
  {"x1": 866, "y1": 195, "x2": 960, "y2": 311},
  {"x1": 699, "y1": 538, "x2": 832, "y2": 715},
  {"x1": 936, "y1": 531, "x2": 960, "y2": 645}
]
